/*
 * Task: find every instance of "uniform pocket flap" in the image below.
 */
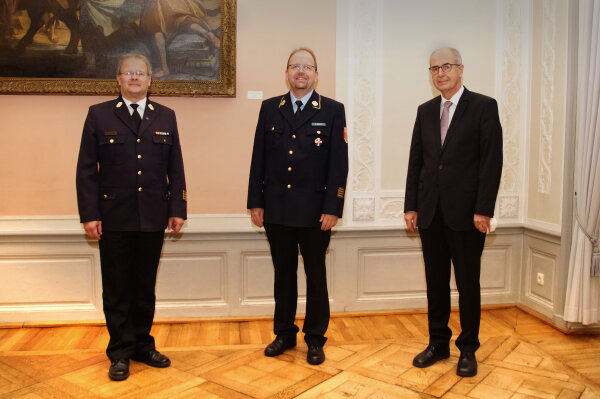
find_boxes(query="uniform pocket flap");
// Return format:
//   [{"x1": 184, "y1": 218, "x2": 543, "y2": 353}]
[
  {"x1": 99, "y1": 135, "x2": 125, "y2": 145},
  {"x1": 153, "y1": 135, "x2": 173, "y2": 145}
]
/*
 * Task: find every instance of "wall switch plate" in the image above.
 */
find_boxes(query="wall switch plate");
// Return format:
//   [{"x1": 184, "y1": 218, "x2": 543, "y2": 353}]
[
  {"x1": 247, "y1": 91, "x2": 263, "y2": 100},
  {"x1": 536, "y1": 272, "x2": 545, "y2": 286}
]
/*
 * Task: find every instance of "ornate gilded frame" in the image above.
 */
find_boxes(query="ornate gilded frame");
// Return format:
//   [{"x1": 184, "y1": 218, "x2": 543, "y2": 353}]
[{"x1": 0, "y1": 0, "x2": 236, "y2": 97}]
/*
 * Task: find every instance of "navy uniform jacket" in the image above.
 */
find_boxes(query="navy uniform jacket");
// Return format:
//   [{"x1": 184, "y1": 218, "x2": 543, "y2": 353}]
[
  {"x1": 404, "y1": 87, "x2": 503, "y2": 230},
  {"x1": 247, "y1": 91, "x2": 348, "y2": 228},
  {"x1": 76, "y1": 96, "x2": 187, "y2": 232}
]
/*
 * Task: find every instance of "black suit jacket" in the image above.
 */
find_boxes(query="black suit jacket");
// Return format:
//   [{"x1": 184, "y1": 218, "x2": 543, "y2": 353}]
[
  {"x1": 76, "y1": 96, "x2": 187, "y2": 232},
  {"x1": 404, "y1": 88, "x2": 503, "y2": 230},
  {"x1": 247, "y1": 91, "x2": 348, "y2": 228}
]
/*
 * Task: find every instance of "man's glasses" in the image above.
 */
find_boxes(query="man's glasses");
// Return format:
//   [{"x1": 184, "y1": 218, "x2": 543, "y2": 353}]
[
  {"x1": 119, "y1": 71, "x2": 149, "y2": 77},
  {"x1": 428, "y1": 63, "x2": 461, "y2": 74},
  {"x1": 288, "y1": 64, "x2": 316, "y2": 72}
]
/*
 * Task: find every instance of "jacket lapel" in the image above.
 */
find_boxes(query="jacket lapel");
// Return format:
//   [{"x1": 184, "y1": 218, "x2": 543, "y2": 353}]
[
  {"x1": 139, "y1": 100, "x2": 157, "y2": 134},
  {"x1": 428, "y1": 96, "x2": 442, "y2": 150},
  {"x1": 278, "y1": 93, "x2": 295, "y2": 126},
  {"x1": 113, "y1": 96, "x2": 138, "y2": 134},
  {"x1": 441, "y1": 88, "x2": 470, "y2": 151},
  {"x1": 295, "y1": 91, "x2": 320, "y2": 128}
]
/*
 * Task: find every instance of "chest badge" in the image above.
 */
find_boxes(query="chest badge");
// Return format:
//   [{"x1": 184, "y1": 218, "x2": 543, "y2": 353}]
[{"x1": 314, "y1": 137, "x2": 323, "y2": 147}]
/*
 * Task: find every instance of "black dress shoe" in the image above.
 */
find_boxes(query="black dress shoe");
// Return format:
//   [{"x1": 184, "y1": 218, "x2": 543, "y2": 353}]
[
  {"x1": 264, "y1": 336, "x2": 296, "y2": 357},
  {"x1": 457, "y1": 351, "x2": 477, "y2": 377},
  {"x1": 108, "y1": 359, "x2": 129, "y2": 381},
  {"x1": 412, "y1": 345, "x2": 450, "y2": 368},
  {"x1": 307, "y1": 345, "x2": 325, "y2": 365},
  {"x1": 132, "y1": 349, "x2": 171, "y2": 368}
]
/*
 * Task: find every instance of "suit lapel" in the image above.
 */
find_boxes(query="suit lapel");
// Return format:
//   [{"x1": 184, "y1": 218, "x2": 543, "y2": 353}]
[
  {"x1": 278, "y1": 93, "x2": 295, "y2": 126},
  {"x1": 139, "y1": 100, "x2": 157, "y2": 134},
  {"x1": 113, "y1": 96, "x2": 138, "y2": 134},
  {"x1": 428, "y1": 96, "x2": 442, "y2": 150},
  {"x1": 295, "y1": 91, "x2": 320, "y2": 128},
  {"x1": 442, "y1": 88, "x2": 470, "y2": 151}
]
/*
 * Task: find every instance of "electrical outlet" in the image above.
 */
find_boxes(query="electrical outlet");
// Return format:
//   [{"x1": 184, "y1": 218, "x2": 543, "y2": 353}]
[{"x1": 536, "y1": 272, "x2": 545, "y2": 286}]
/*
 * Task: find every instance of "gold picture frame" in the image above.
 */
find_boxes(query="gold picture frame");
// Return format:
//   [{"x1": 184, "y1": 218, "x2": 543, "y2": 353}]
[{"x1": 0, "y1": 0, "x2": 236, "y2": 97}]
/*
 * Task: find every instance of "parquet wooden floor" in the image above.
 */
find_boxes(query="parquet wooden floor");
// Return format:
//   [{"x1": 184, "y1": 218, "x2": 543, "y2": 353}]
[{"x1": 1, "y1": 307, "x2": 599, "y2": 398}]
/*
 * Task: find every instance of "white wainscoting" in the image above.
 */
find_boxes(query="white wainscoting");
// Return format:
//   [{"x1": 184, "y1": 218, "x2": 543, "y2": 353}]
[{"x1": 0, "y1": 216, "x2": 550, "y2": 323}]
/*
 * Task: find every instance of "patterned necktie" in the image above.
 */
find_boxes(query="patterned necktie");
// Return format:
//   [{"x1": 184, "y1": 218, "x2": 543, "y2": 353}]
[
  {"x1": 294, "y1": 100, "x2": 303, "y2": 117},
  {"x1": 130, "y1": 103, "x2": 141, "y2": 131},
  {"x1": 440, "y1": 100, "x2": 452, "y2": 144}
]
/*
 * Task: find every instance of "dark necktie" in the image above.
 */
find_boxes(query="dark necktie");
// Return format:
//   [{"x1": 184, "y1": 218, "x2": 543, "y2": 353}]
[
  {"x1": 294, "y1": 100, "x2": 303, "y2": 117},
  {"x1": 130, "y1": 103, "x2": 141, "y2": 131}
]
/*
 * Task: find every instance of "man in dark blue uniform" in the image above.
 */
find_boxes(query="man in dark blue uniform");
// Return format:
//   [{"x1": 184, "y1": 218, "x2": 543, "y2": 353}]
[
  {"x1": 247, "y1": 48, "x2": 348, "y2": 365},
  {"x1": 76, "y1": 53, "x2": 187, "y2": 381}
]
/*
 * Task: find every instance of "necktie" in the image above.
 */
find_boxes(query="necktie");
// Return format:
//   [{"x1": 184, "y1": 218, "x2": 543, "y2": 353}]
[
  {"x1": 440, "y1": 100, "x2": 452, "y2": 144},
  {"x1": 294, "y1": 100, "x2": 303, "y2": 117},
  {"x1": 130, "y1": 103, "x2": 141, "y2": 131}
]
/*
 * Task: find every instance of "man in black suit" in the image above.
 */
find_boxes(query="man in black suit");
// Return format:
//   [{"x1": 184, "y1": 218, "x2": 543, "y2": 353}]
[
  {"x1": 76, "y1": 53, "x2": 187, "y2": 381},
  {"x1": 404, "y1": 48, "x2": 503, "y2": 377},
  {"x1": 247, "y1": 47, "x2": 348, "y2": 365}
]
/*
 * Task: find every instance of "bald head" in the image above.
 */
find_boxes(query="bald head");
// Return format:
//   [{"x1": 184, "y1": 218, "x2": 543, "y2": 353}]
[{"x1": 430, "y1": 48, "x2": 462, "y2": 65}]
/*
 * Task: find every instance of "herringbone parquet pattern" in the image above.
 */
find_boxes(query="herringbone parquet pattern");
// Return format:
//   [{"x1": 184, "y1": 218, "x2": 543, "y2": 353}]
[{"x1": 1, "y1": 308, "x2": 599, "y2": 398}]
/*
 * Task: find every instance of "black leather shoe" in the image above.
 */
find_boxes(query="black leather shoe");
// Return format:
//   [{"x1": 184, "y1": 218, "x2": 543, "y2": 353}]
[
  {"x1": 132, "y1": 349, "x2": 171, "y2": 368},
  {"x1": 307, "y1": 345, "x2": 325, "y2": 365},
  {"x1": 412, "y1": 345, "x2": 450, "y2": 368},
  {"x1": 108, "y1": 359, "x2": 129, "y2": 381},
  {"x1": 457, "y1": 351, "x2": 477, "y2": 377},
  {"x1": 264, "y1": 337, "x2": 296, "y2": 357}
]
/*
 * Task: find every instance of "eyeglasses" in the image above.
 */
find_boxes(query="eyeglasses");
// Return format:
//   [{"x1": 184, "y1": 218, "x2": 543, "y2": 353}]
[
  {"x1": 429, "y1": 63, "x2": 461, "y2": 74},
  {"x1": 119, "y1": 71, "x2": 149, "y2": 77},
  {"x1": 288, "y1": 64, "x2": 316, "y2": 72}
]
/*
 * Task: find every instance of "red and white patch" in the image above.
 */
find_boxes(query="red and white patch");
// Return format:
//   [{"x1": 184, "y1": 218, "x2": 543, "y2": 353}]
[
  {"x1": 343, "y1": 127, "x2": 348, "y2": 143},
  {"x1": 314, "y1": 137, "x2": 323, "y2": 146}
]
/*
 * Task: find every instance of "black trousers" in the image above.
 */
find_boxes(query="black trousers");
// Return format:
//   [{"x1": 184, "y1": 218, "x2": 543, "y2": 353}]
[
  {"x1": 264, "y1": 223, "x2": 331, "y2": 346},
  {"x1": 99, "y1": 230, "x2": 164, "y2": 360},
  {"x1": 418, "y1": 206, "x2": 486, "y2": 353}
]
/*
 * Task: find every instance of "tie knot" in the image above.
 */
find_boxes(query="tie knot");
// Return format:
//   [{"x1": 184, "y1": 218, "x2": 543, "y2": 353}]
[
  {"x1": 295, "y1": 100, "x2": 303, "y2": 110},
  {"x1": 443, "y1": 101, "x2": 452, "y2": 109},
  {"x1": 130, "y1": 103, "x2": 139, "y2": 111}
]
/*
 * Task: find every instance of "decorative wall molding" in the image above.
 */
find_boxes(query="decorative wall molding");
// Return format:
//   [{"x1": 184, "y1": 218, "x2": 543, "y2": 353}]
[
  {"x1": 379, "y1": 197, "x2": 405, "y2": 221},
  {"x1": 353, "y1": 197, "x2": 376, "y2": 222},
  {"x1": 499, "y1": 195, "x2": 520, "y2": 219},
  {"x1": 537, "y1": 0, "x2": 557, "y2": 194},
  {"x1": 497, "y1": 0, "x2": 531, "y2": 220},
  {"x1": 349, "y1": 0, "x2": 378, "y2": 195},
  {"x1": 521, "y1": 233, "x2": 560, "y2": 316},
  {"x1": 0, "y1": 215, "x2": 522, "y2": 322}
]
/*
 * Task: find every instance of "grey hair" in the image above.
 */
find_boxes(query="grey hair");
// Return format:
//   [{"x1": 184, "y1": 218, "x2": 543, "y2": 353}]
[
  {"x1": 116, "y1": 53, "x2": 152, "y2": 76},
  {"x1": 431, "y1": 47, "x2": 463, "y2": 65}
]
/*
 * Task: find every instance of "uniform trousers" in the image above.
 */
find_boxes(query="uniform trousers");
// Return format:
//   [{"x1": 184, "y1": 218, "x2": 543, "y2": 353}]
[
  {"x1": 99, "y1": 230, "x2": 164, "y2": 360},
  {"x1": 418, "y1": 203, "x2": 486, "y2": 353},
  {"x1": 264, "y1": 223, "x2": 331, "y2": 346}
]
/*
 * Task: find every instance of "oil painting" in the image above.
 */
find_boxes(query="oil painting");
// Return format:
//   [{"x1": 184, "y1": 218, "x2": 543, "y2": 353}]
[{"x1": 0, "y1": 0, "x2": 236, "y2": 96}]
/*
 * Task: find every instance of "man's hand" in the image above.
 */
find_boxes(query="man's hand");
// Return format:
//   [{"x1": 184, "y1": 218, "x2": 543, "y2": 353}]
[
  {"x1": 83, "y1": 220, "x2": 102, "y2": 240},
  {"x1": 404, "y1": 211, "x2": 418, "y2": 232},
  {"x1": 320, "y1": 214, "x2": 338, "y2": 231},
  {"x1": 250, "y1": 208, "x2": 264, "y2": 228},
  {"x1": 168, "y1": 217, "x2": 185, "y2": 234},
  {"x1": 473, "y1": 214, "x2": 491, "y2": 233}
]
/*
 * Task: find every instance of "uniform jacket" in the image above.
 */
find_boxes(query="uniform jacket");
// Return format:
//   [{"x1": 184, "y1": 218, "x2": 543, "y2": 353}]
[
  {"x1": 247, "y1": 91, "x2": 348, "y2": 228},
  {"x1": 404, "y1": 87, "x2": 503, "y2": 231},
  {"x1": 76, "y1": 96, "x2": 187, "y2": 232}
]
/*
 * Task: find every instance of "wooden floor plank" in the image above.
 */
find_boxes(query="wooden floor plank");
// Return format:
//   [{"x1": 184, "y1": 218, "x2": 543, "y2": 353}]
[{"x1": 0, "y1": 308, "x2": 599, "y2": 398}]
